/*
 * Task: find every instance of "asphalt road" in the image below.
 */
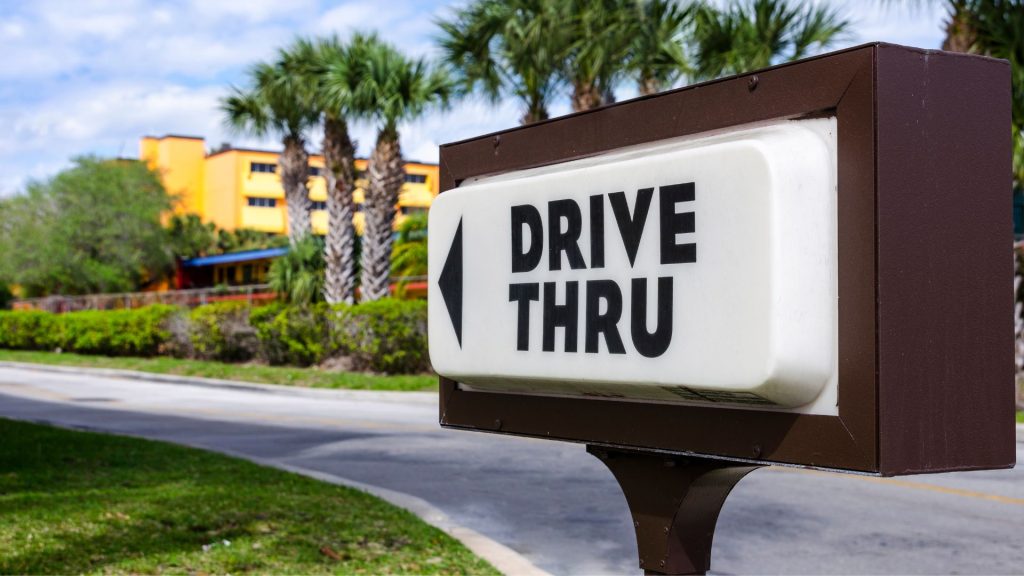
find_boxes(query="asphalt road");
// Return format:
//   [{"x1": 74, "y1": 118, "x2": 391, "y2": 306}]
[{"x1": 0, "y1": 364, "x2": 1021, "y2": 575}]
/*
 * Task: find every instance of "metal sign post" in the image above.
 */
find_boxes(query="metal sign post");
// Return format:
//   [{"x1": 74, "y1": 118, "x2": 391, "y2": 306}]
[
  {"x1": 430, "y1": 43, "x2": 1015, "y2": 574},
  {"x1": 589, "y1": 447, "x2": 760, "y2": 575}
]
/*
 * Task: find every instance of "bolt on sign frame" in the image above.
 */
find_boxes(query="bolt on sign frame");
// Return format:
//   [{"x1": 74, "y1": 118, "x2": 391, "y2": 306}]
[{"x1": 435, "y1": 43, "x2": 1014, "y2": 573}]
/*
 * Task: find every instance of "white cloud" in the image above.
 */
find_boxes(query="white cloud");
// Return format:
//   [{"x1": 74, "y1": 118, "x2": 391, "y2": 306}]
[
  {"x1": 315, "y1": 0, "x2": 441, "y2": 56},
  {"x1": 1, "y1": 21, "x2": 26, "y2": 39},
  {"x1": 187, "y1": 0, "x2": 318, "y2": 24},
  {"x1": 317, "y1": 2, "x2": 381, "y2": 33}
]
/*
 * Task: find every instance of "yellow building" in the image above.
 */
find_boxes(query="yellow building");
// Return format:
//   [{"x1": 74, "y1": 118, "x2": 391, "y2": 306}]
[{"x1": 140, "y1": 134, "x2": 439, "y2": 235}]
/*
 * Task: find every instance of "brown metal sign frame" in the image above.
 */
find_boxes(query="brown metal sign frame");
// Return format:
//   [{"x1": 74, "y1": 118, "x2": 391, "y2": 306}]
[{"x1": 437, "y1": 43, "x2": 1014, "y2": 476}]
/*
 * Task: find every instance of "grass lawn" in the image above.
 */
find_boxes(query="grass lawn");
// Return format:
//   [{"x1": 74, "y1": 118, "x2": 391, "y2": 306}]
[
  {"x1": 1017, "y1": 411, "x2": 1023, "y2": 424},
  {"x1": 0, "y1": 418, "x2": 496, "y2": 575},
  {"x1": 0, "y1": 349, "x2": 436, "y2": 392}
]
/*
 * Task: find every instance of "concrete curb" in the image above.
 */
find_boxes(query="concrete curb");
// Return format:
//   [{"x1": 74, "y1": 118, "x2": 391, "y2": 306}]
[
  {"x1": 1017, "y1": 424, "x2": 1024, "y2": 444},
  {"x1": 0, "y1": 361, "x2": 437, "y2": 404}
]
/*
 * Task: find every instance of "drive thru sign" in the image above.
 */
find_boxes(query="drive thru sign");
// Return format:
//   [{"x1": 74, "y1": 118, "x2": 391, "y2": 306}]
[
  {"x1": 430, "y1": 119, "x2": 839, "y2": 411},
  {"x1": 429, "y1": 43, "x2": 1015, "y2": 575}
]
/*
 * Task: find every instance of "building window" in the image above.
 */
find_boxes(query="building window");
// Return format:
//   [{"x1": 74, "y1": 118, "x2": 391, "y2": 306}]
[
  {"x1": 247, "y1": 197, "x2": 277, "y2": 208},
  {"x1": 309, "y1": 166, "x2": 323, "y2": 177},
  {"x1": 404, "y1": 173, "x2": 427, "y2": 184},
  {"x1": 251, "y1": 162, "x2": 277, "y2": 174},
  {"x1": 309, "y1": 201, "x2": 327, "y2": 211},
  {"x1": 401, "y1": 206, "x2": 428, "y2": 215}
]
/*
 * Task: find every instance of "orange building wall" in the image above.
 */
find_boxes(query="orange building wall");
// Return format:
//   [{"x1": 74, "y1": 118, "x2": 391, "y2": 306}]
[
  {"x1": 140, "y1": 135, "x2": 206, "y2": 215},
  {"x1": 141, "y1": 135, "x2": 439, "y2": 237},
  {"x1": 203, "y1": 152, "x2": 241, "y2": 231}
]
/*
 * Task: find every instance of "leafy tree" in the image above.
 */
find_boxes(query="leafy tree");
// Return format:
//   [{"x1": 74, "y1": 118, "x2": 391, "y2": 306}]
[
  {"x1": 0, "y1": 283, "x2": 12, "y2": 310},
  {"x1": 438, "y1": 0, "x2": 567, "y2": 124},
  {"x1": 0, "y1": 157, "x2": 172, "y2": 296},
  {"x1": 166, "y1": 213, "x2": 217, "y2": 260},
  {"x1": 268, "y1": 235, "x2": 325, "y2": 305},
  {"x1": 215, "y1": 228, "x2": 289, "y2": 254},
  {"x1": 692, "y1": 0, "x2": 849, "y2": 80},
  {"x1": 222, "y1": 59, "x2": 320, "y2": 244},
  {"x1": 355, "y1": 39, "x2": 454, "y2": 301},
  {"x1": 166, "y1": 214, "x2": 286, "y2": 261}
]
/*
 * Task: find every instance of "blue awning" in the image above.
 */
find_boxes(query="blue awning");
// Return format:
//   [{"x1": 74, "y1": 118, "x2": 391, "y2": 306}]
[{"x1": 182, "y1": 247, "x2": 288, "y2": 268}]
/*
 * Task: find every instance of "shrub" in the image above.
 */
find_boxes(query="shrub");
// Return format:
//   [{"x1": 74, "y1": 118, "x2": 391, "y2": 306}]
[
  {"x1": 0, "y1": 310, "x2": 59, "y2": 350},
  {"x1": 251, "y1": 303, "x2": 329, "y2": 366},
  {"x1": 0, "y1": 305, "x2": 177, "y2": 356},
  {"x1": 189, "y1": 302, "x2": 257, "y2": 362},
  {"x1": 0, "y1": 299, "x2": 431, "y2": 374},
  {"x1": 249, "y1": 302, "x2": 286, "y2": 363},
  {"x1": 332, "y1": 299, "x2": 429, "y2": 374},
  {"x1": 59, "y1": 305, "x2": 177, "y2": 356},
  {"x1": 161, "y1": 309, "x2": 194, "y2": 358}
]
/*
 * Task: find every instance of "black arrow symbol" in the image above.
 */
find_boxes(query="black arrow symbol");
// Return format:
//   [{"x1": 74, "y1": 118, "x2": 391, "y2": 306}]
[{"x1": 438, "y1": 218, "x2": 463, "y2": 347}]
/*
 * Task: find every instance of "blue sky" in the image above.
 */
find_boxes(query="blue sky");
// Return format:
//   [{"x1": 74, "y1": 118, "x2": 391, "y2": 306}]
[{"x1": 0, "y1": 0, "x2": 949, "y2": 195}]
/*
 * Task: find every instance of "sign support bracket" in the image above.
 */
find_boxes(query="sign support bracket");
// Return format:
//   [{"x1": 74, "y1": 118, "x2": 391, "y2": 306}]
[{"x1": 588, "y1": 446, "x2": 761, "y2": 575}]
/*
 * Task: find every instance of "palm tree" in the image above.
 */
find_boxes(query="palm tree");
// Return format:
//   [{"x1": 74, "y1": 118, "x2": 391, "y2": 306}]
[
  {"x1": 625, "y1": 0, "x2": 696, "y2": 96},
  {"x1": 438, "y1": 0, "x2": 567, "y2": 124},
  {"x1": 282, "y1": 35, "x2": 371, "y2": 305},
  {"x1": 391, "y1": 212, "x2": 429, "y2": 279},
  {"x1": 692, "y1": 0, "x2": 849, "y2": 81},
  {"x1": 222, "y1": 59, "x2": 320, "y2": 244},
  {"x1": 356, "y1": 39, "x2": 454, "y2": 301},
  {"x1": 268, "y1": 235, "x2": 325, "y2": 305},
  {"x1": 557, "y1": 0, "x2": 632, "y2": 111}
]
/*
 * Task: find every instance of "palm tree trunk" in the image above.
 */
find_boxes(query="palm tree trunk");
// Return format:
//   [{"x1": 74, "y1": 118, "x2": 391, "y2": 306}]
[
  {"x1": 639, "y1": 77, "x2": 661, "y2": 96},
  {"x1": 571, "y1": 82, "x2": 605, "y2": 112},
  {"x1": 942, "y1": 1, "x2": 977, "y2": 53},
  {"x1": 279, "y1": 135, "x2": 312, "y2": 243},
  {"x1": 361, "y1": 130, "x2": 404, "y2": 302},
  {"x1": 322, "y1": 116, "x2": 357, "y2": 305},
  {"x1": 521, "y1": 105, "x2": 549, "y2": 125}
]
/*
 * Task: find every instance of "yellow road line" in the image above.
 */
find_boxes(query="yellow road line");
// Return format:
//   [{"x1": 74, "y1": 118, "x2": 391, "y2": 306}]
[
  {"x1": 0, "y1": 381, "x2": 72, "y2": 402},
  {"x1": 769, "y1": 466, "x2": 1024, "y2": 506}
]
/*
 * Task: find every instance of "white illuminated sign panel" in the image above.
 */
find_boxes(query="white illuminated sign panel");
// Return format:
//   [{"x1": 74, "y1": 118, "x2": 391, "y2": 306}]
[{"x1": 429, "y1": 119, "x2": 838, "y2": 414}]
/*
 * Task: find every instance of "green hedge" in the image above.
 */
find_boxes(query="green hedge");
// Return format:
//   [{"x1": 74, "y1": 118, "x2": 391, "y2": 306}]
[
  {"x1": 0, "y1": 306, "x2": 177, "y2": 356},
  {"x1": 252, "y1": 303, "x2": 329, "y2": 367},
  {"x1": 188, "y1": 301, "x2": 258, "y2": 362},
  {"x1": 0, "y1": 310, "x2": 58, "y2": 350},
  {"x1": 0, "y1": 299, "x2": 430, "y2": 374},
  {"x1": 333, "y1": 300, "x2": 429, "y2": 374}
]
